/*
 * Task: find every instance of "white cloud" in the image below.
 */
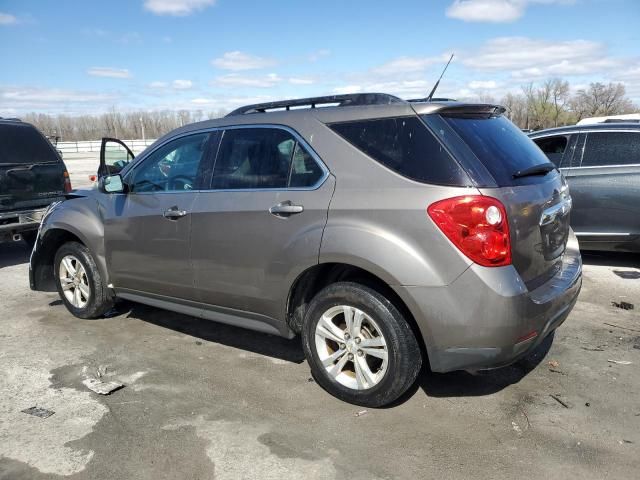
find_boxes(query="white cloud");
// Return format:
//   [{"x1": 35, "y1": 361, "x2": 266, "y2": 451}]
[
  {"x1": 172, "y1": 79, "x2": 193, "y2": 89},
  {"x1": 211, "y1": 51, "x2": 276, "y2": 71},
  {"x1": 461, "y1": 37, "x2": 620, "y2": 79},
  {"x1": 308, "y1": 49, "x2": 331, "y2": 62},
  {"x1": 212, "y1": 73, "x2": 282, "y2": 88},
  {"x1": 372, "y1": 56, "x2": 445, "y2": 75},
  {"x1": 144, "y1": 0, "x2": 216, "y2": 16},
  {"x1": 87, "y1": 67, "x2": 132, "y2": 79},
  {"x1": 446, "y1": 0, "x2": 574, "y2": 23},
  {"x1": 149, "y1": 81, "x2": 168, "y2": 88},
  {"x1": 0, "y1": 86, "x2": 117, "y2": 114},
  {"x1": 288, "y1": 77, "x2": 314, "y2": 85},
  {"x1": 0, "y1": 12, "x2": 17, "y2": 25},
  {"x1": 468, "y1": 80, "x2": 498, "y2": 89},
  {"x1": 333, "y1": 85, "x2": 363, "y2": 95}
]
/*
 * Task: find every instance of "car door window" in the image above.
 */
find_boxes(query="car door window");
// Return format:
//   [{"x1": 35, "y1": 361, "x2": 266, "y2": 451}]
[
  {"x1": 288, "y1": 142, "x2": 324, "y2": 187},
  {"x1": 211, "y1": 128, "x2": 322, "y2": 189},
  {"x1": 533, "y1": 135, "x2": 569, "y2": 167},
  {"x1": 581, "y1": 132, "x2": 640, "y2": 167},
  {"x1": 128, "y1": 133, "x2": 210, "y2": 193}
]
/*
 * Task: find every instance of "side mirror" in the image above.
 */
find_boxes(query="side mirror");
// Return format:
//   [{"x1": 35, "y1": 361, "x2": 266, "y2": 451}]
[{"x1": 101, "y1": 174, "x2": 126, "y2": 194}]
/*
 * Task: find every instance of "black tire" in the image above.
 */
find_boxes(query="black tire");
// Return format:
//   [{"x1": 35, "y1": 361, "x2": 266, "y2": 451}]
[
  {"x1": 54, "y1": 241, "x2": 114, "y2": 319},
  {"x1": 302, "y1": 282, "x2": 422, "y2": 407}
]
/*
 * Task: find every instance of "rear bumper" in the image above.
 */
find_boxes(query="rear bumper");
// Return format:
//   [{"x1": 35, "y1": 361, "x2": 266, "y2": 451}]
[
  {"x1": 394, "y1": 230, "x2": 582, "y2": 373},
  {"x1": 0, "y1": 208, "x2": 47, "y2": 241}
]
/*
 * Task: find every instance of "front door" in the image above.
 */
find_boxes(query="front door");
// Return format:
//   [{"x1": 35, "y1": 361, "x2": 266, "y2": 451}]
[
  {"x1": 190, "y1": 126, "x2": 334, "y2": 321},
  {"x1": 103, "y1": 131, "x2": 214, "y2": 299}
]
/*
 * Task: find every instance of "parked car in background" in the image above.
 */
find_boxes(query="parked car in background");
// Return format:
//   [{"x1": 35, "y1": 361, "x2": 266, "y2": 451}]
[
  {"x1": 0, "y1": 118, "x2": 72, "y2": 245},
  {"x1": 530, "y1": 123, "x2": 640, "y2": 252},
  {"x1": 30, "y1": 94, "x2": 581, "y2": 407}
]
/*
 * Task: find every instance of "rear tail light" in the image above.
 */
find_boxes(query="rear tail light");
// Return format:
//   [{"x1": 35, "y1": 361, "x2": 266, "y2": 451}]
[
  {"x1": 63, "y1": 170, "x2": 72, "y2": 193},
  {"x1": 427, "y1": 195, "x2": 511, "y2": 267}
]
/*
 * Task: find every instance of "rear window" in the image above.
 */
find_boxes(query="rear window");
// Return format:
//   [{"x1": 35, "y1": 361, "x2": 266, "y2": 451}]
[
  {"x1": 329, "y1": 116, "x2": 469, "y2": 186},
  {"x1": 442, "y1": 115, "x2": 551, "y2": 185},
  {"x1": 0, "y1": 123, "x2": 59, "y2": 165}
]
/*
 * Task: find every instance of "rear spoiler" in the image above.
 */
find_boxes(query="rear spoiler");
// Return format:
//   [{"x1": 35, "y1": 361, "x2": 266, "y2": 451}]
[{"x1": 412, "y1": 102, "x2": 506, "y2": 117}]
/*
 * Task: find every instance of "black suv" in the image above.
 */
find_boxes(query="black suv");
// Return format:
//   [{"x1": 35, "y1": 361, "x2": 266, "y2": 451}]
[{"x1": 0, "y1": 118, "x2": 72, "y2": 245}]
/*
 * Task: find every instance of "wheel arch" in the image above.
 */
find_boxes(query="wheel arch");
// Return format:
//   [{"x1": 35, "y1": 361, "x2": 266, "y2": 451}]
[
  {"x1": 31, "y1": 224, "x2": 109, "y2": 293},
  {"x1": 286, "y1": 262, "x2": 430, "y2": 364}
]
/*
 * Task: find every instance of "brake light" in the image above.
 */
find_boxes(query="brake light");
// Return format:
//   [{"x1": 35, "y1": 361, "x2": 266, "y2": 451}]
[
  {"x1": 427, "y1": 195, "x2": 511, "y2": 267},
  {"x1": 63, "y1": 170, "x2": 72, "y2": 193}
]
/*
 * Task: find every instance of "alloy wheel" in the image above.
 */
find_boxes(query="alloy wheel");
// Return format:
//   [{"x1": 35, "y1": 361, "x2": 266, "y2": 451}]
[
  {"x1": 59, "y1": 255, "x2": 90, "y2": 308},
  {"x1": 314, "y1": 305, "x2": 389, "y2": 390}
]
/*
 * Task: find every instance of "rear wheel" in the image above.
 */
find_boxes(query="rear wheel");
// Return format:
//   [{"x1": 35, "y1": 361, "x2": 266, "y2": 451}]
[
  {"x1": 302, "y1": 282, "x2": 422, "y2": 407},
  {"x1": 54, "y1": 242, "x2": 113, "y2": 319}
]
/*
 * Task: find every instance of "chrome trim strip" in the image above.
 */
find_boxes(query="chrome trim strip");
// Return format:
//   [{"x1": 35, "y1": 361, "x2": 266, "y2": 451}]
[
  {"x1": 539, "y1": 197, "x2": 572, "y2": 226},
  {"x1": 575, "y1": 232, "x2": 632, "y2": 236},
  {"x1": 560, "y1": 164, "x2": 640, "y2": 170}
]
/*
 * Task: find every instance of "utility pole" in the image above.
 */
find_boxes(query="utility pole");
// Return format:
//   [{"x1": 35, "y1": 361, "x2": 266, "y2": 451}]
[{"x1": 139, "y1": 116, "x2": 146, "y2": 143}]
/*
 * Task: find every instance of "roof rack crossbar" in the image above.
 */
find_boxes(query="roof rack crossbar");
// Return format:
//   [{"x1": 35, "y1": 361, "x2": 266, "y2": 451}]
[{"x1": 227, "y1": 93, "x2": 404, "y2": 116}]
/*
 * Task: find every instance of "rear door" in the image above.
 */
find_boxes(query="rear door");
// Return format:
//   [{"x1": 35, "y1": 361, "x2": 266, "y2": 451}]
[
  {"x1": 564, "y1": 130, "x2": 640, "y2": 242},
  {"x1": 190, "y1": 126, "x2": 333, "y2": 321},
  {"x1": 103, "y1": 131, "x2": 215, "y2": 299},
  {"x1": 428, "y1": 114, "x2": 572, "y2": 289},
  {"x1": 0, "y1": 122, "x2": 66, "y2": 212}
]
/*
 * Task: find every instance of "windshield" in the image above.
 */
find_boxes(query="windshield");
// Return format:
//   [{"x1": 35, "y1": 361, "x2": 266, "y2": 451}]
[
  {"x1": 441, "y1": 115, "x2": 551, "y2": 186},
  {"x1": 0, "y1": 123, "x2": 60, "y2": 165}
]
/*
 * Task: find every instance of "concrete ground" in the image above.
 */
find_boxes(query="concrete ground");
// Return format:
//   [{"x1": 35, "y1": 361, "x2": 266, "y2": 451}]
[{"x1": 0, "y1": 242, "x2": 638, "y2": 480}]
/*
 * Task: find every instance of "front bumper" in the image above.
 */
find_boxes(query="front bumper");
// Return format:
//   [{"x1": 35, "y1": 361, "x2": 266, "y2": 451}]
[
  {"x1": 394, "y1": 230, "x2": 582, "y2": 373},
  {"x1": 0, "y1": 208, "x2": 47, "y2": 241}
]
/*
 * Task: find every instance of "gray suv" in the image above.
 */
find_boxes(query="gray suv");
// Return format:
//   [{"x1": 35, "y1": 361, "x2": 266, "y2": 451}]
[
  {"x1": 530, "y1": 123, "x2": 640, "y2": 252},
  {"x1": 30, "y1": 94, "x2": 582, "y2": 407}
]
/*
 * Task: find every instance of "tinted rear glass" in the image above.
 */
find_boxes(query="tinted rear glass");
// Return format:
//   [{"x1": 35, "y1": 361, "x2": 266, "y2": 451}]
[
  {"x1": 329, "y1": 116, "x2": 469, "y2": 186},
  {"x1": 0, "y1": 123, "x2": 59, "y2": 165},
  {"x1": 581, "y1": 131, "x2": 640, "y2": 167},
  {"x1": 442, "y1": 115, "x2": 551, "y2": 185}
]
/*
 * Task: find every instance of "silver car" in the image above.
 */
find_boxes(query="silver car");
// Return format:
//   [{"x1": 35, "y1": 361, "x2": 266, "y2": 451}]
[{"x1": 30, "y1": 94, "x2": 582, "y2": 407}]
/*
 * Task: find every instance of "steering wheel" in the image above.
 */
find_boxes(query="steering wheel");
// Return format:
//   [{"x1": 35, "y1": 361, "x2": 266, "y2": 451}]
[{"x1": 169, "y1": 175, "x2": 194, "y2": 191}]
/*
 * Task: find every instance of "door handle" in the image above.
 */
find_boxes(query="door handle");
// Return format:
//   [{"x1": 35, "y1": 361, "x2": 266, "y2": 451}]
[
  {"x1": 269, "y1": 201, "x2": 304, "y2": 217},
  {"x1": 163, "y1": 206, "x2": 187, "y2": 219}
]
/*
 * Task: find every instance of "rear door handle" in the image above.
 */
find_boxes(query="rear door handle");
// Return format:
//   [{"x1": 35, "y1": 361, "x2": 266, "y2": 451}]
[
  {"x1": 163, "y1": 206, "x2": 187, "y2": 220},
  {"x1": 269, "y1": 201, "x2": 304, "y2": 217}
]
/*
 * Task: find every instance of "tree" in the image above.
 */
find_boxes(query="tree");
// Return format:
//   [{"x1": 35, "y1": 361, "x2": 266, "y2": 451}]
[{"x1": 570, "y1": 82, "x2": 635, "y2": 121}]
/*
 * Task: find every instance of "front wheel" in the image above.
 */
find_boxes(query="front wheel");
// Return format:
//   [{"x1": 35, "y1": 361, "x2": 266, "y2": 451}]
[
  {"x1": 54, "y1": 242, "x2": 113, "y2": 319},
  {"x1": 302, "y1": 282, "x2": 422, "y2": 407}
]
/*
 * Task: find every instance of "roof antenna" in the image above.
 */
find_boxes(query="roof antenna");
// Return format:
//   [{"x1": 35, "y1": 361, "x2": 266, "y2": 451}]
[{"x1": 425, "y1": 54, "x2": 454, "y2": 101}]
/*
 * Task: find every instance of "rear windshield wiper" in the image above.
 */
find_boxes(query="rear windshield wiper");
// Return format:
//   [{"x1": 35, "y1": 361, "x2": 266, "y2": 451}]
[{"x1": 512, "y1": 162, "x2": 556, "y2": 179}]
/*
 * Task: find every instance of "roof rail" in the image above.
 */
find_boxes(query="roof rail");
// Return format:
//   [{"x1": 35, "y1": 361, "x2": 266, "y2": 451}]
[
  {"x1": 227, "y1": 93, "x2": 405, "y2": 116},
  {"x1": 0, "y1": 117, "x2": 22, "y2": 122},
  {"x1": 408, "y1": 97, "x2": 458, "y2": 103}
]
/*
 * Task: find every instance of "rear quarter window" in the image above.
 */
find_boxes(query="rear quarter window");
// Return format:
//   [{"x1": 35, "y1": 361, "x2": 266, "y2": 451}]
[
  {"x1": 329, "y1": 116, "x2": 470, "y2": 186},
  {"x1": 442, "y1": 115, "x2": 551, "y2": 186},
  {"x1": 0, "y1": 123, "x2": 60, "y2": 165}
]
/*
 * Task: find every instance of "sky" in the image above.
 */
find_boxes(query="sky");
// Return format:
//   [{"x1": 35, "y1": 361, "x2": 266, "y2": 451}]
[{"x1": 0, "y1": 0, "x2": 639, "y2": 116}]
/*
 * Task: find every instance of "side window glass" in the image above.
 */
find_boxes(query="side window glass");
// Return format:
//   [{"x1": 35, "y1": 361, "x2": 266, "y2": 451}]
[
  {"x1": 288, "y1": 142, "x2": 324, "y2": 187},
  {"x1": 212, "y1": 128, "x2": 295, "y2": 189},
  {"x1": 581, "y1": 132, "x2": 640, "y2": 167},
  {"x1": 128, "y1": 133, "x2": 209, "y2": 193},
  {"x1": 533, "y1": 135, "x2": 568, "y2": 167}
]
